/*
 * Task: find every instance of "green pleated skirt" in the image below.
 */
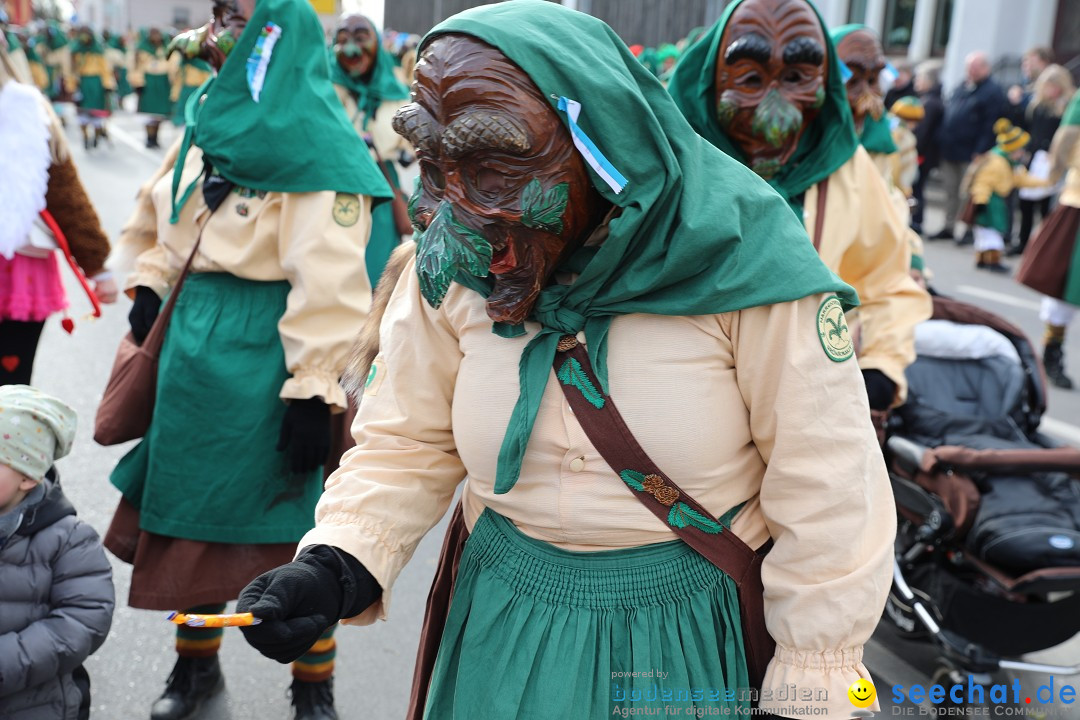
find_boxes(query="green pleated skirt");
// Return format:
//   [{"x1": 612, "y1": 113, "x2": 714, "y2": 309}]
[
  {"x1": 424, "y1": 509, "x2": 750, "y2": 719},
  {"x1": 77, "y1": 74, "x2": 108, "y2": 111},
  {"x1": 138, "y1": 72, "x2": 172, "y2": 116},
  {"x1": 110, "y1": 273, "x2": 323, "y2": 545}
]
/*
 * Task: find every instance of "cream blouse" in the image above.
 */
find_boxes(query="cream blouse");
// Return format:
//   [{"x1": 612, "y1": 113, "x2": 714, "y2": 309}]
[{"x1": 301, "y1": 258, "x2": 896, "y2": 718}]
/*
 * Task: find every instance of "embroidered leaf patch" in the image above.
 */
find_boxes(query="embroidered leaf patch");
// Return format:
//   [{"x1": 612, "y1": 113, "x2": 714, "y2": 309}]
[
  {"x1": 619, "y1": 469, "x2": 647, "y2": 491},
  {"x1": 667, "y1": 502, "x2": 723, "y2": 534},
  {"x1": 520, "y1": 179, "x2": 569, "y2": 234},
  {"x1": 556, "y1": 357, "x2": 605, "y2": 409}
]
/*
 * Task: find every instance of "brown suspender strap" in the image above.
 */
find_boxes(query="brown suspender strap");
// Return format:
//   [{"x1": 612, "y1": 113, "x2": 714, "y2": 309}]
[
  {"x1": 551, "y1": 335, "x2": 775, "y2": 689},
  {"x1": 813, "y1": 177, "x2": 829, "y2": 251}
]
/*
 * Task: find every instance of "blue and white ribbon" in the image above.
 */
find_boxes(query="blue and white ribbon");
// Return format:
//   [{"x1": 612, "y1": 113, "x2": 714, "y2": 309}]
[
  {"x1": 247, "y1": 22, "x2": 282, "y2": 103},
  {"x1": 838, "y1": 59, "x2": 853, "y2": 83},
  {"x1": 557, "y1": 96, "x2": 627, "y2": 195}
]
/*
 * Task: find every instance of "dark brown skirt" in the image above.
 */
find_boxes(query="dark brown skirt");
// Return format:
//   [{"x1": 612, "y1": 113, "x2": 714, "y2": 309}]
[
  {"x1": 1016, "y1": 203, "x2": 1080, "y2": 300},
  {"x1": 104, "y1": 497, "x2": 296, "y2": 610}
]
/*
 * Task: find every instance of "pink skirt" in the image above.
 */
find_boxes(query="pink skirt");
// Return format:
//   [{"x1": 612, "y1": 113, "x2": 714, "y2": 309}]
[{"x1": 0, "y1": 252, "x2": 68, "y2": 322}]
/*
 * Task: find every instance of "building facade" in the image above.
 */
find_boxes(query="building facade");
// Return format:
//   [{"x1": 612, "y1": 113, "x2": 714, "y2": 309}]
[{"x1": 64, "y1": 0, "x2": 341, "y2": 34}]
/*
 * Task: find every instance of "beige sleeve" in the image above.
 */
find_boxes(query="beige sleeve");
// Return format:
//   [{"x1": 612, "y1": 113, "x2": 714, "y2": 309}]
[
  {"x1": 840, "y1": 151, "x2": 932, "y2": 405},
  {"x1": 276, "y1": 191, "x2": 374, "y2": 412},
  {"x1": 370, "y1": 99, "x2": 412, "y2": 158},
  {"x1": 297, "y1": 257, "x2": 465, "y2": 624},
  {"x1": 730, "y1": 293, "x2": 895, "y2": 719},
  {"x1": 969, "y1": 157, "x2": 1006, "y2": 205},
  {"x1": 109, "y1": 138, "x2": 184, "y2": 298}
]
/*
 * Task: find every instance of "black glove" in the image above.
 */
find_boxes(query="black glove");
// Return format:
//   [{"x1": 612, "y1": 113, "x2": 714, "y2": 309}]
[
  {"x1": 128, "y1": 285, "x2": 162, "y2": 343},
  {"x1": 862, "y1": 369, "x2": 896, "y2": 411},
  {"x1": 275, "y1": 398, "x2": 331, "y2": 475},
  {"x1": 237, "y1": 545, "x2": 381, "y2": 663}
]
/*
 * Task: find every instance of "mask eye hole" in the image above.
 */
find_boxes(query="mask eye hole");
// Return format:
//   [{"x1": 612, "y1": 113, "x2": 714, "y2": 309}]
[
  {"x1": 421, "y1": 162, "x2": 447, "y2": 195},
  {"x1": 739, "y1": 73, "x2": 763, "y2": 89}
]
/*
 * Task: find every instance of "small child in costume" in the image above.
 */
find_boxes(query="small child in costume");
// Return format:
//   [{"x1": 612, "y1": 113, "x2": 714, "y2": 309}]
[
  {"x1": 0, "y1": 385, "x2": 115, "y2": 720},
  {"x1": 969, "y1": 119, "x2": 1049, "y2": 273}
]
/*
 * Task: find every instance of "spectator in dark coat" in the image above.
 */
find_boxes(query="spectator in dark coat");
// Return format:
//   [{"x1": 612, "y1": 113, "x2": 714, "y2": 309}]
[
  {"x1": 912, "y1": 61, "x2": 945, "y2": 232},
  {"x1": 931, "y1": 51, "x2": 1007, "y2": 240},
  {"x1": 1005, "y1": 46, "x2": 1054, "y2": 126}
]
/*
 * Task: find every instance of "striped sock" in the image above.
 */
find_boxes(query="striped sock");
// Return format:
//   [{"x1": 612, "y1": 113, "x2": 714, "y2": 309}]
[
  {"x1": 175, "y1": 603, "x2": 227, "y2": 658},
  {"x1": 1046, "y1": 324, "x2": 1067, "y2": 344},
  {"x1": 292, "y1": 625, "x2": 337, "y2": 683}
]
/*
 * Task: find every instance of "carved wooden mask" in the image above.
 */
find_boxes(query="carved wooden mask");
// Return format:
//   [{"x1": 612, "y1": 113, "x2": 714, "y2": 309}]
[
  {"x1": 333, "y1": 14, "x2": 378, "y2": 78},
  {"x1": 393, "y1": 34, "x2": 609, "y2": 325},
  {"x1": 714, "y1": 0, "x2": 827, "y2": 179},
  {"x1": 835, "y1": 28, "x2": 885, "y2": 134}
]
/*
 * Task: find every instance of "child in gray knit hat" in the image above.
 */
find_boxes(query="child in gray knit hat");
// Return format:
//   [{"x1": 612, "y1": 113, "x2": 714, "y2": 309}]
[{"x1": 0, "y1": 385, "x2": 115, "y2": 720}]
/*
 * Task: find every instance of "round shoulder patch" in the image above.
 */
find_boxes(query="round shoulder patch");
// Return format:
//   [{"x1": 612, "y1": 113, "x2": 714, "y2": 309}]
[
  {"x1": 817, "y1": 296, "x2": 854, "y2": 362},
  {"x1": 333, "y1": 192, "x2": 361, "y2": 227}
]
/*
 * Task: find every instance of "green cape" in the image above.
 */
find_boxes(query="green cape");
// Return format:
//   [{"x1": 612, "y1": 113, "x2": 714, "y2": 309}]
[
  {"x1": 327, "y1": 24, "x2": 409, "y2": 131},
  {"x1": 829, "y1": 23, "x2": 897, "y2": 155},
  {"x1": 425, "y1": 0, "x2": 858, "y2": 493},
  {"x1": 69, "y1": 32, "x2": 105, "y2": 57},
  {"x1": 170, "y1": 0, "x2": 390, "y2": 222},
  {"x1": 136, "y1": 29, "x2": 169, "y2": 57},
  {"x1": 1063, "y1": 88, "x2": 1080, "y2": 127},
  {"x1": 667, "y1": 0, "x2": 860, "y2": 217}
]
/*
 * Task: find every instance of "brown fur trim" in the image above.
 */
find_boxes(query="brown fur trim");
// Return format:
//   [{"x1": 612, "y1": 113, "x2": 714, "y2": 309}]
[
  {"x1": 342, "y1": 241, "x2": 416, "y2": 400},
  {"x1": 45, "y1": 156, "x2": 109, "y2": 277}
]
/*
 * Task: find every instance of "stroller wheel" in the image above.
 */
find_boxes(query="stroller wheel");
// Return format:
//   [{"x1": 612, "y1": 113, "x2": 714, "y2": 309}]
[{"x1": 929, "y1": 666, "x2": 992, "y2": 717}]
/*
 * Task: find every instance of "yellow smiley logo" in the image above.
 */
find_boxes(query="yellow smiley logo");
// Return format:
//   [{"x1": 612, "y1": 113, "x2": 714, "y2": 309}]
[{"x1": 848, "y1": 678, "x2": 876, "y2": 709}]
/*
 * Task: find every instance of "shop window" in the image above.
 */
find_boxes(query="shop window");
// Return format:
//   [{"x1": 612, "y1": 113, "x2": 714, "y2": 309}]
[{"x1": 882, "y1": 0, "x2": 917, "y2": 54}]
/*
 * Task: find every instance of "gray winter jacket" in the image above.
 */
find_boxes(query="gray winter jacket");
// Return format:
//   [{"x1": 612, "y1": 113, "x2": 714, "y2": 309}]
[{"x1": 0, "y1": 474, "x2": 115, "y2": 720}]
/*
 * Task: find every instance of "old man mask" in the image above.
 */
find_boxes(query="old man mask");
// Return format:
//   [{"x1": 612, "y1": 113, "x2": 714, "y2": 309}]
[
  {"x1": 714, "y1": 0, "x2": 827, "y2": 179},
  {"x1": 393, "y1": 34, "x2": 608, "y2": 325},
  {"x1": 333, "y1": 14, "x2": 378, "y2": 78},
  {"x1": 834, "y1": 27, "x2": 886, "y2": 134}
]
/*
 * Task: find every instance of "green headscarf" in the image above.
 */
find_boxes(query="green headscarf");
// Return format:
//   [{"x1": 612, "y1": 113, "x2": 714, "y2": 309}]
[
  {"x1": 69, "y1": 30, "x2": 105, "y2": 56},
  {"x1": 424, "y1": 0, "x2": 858, "y2": 494},
  {"x1": 106, "y1": 34, "x2": 125, "y2": 51},
  {"x1": 136, "y1": 28, "x2": 169, "y2": 58},
  {"x1": 829, "y1": 23, "x2": 897, "y2": 155},
  {"x1": 327, "y1": 22, "x2": 409, "y2": 131},
  {"x1": 1063, "y1": 88, "x2": 1080, "y2": 127},
  {"x1": 170, "y1": 0, "x2": 390, "y2": 223},
  {"x1": 43, "y1": 22, "x2": 68, "y2": 51},
  {"x1": 667, "y1": 0, "x2": 859, "y2": 217}
]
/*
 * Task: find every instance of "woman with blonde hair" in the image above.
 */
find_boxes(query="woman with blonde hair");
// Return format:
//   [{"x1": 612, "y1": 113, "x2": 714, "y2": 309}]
[{"x1": 1014, "y1": 64, "x2": 1076, "y2": 255}]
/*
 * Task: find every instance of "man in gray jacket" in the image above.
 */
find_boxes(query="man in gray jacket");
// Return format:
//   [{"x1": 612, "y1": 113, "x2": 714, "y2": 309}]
[{"x1": 0, "y1": 385, "x2": 115, "y2": 720}]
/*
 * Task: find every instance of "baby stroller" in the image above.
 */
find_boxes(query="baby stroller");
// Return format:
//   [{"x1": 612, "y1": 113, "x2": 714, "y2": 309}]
[{"x1": 884, "y1": 296, "x2": 1080, "y2": 698}]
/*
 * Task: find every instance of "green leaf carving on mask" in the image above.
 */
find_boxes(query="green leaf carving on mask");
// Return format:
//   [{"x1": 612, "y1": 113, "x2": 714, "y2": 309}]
[
  {"x1": 407, "y1": 175, "x2": 421, "y2": 226},
  {"x1": 667, "y1": 502, "x2": 724, "y2": 534},
  {"x1": 520, "y1": 178, "x2": 569, "y2": 235},
  {"x1": 716, "y1": 97, "x2": 737, "y2": 128},
  {"x1": 216, "y1": 28, "x2": 236, "y2": 57},
  {"x1": 812, "y1": 86, "x2": 825, "y2": 110},
  {"x1": 556, "y1": 357, "x2": 605, "y2": 409},
  {"x1": 751, "y1": 88, "x2": 804, "y2": 149},
  {"x1": 414, "y1": 202, "x2": 493, "y2": 309}
]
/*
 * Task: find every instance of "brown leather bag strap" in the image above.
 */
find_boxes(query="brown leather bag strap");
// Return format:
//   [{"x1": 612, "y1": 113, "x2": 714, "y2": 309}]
[
  {"x1": 551, "y1": 335, "x2": 773, "y2": 686},
  {"x1": 140, "y1": 226, "x2": 205, "y2": 355},
  {"x1": 812, "y1": 177, "x2": 829, "y2": 251}
]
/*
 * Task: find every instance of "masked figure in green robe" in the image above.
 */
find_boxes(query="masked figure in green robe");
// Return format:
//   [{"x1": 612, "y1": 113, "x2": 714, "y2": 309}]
[
  {"x1": 132, "y1": 27, "x2": 172, "y2": 148},
  {"x1": 231, "y1": 3, "x2": 896, "y2": 719},
  {"x1": 70, "y1": 26, "x2": 115, "y2": 149},
  {"x1": 104, "y1": 1, "x2": 391, "y2": 718},
  {"x1": 668, "y1": 0, "x2": 930, "y2": 436},
  {"x1": 328, "y1": 12, "x2": 412, "y2": 287}
]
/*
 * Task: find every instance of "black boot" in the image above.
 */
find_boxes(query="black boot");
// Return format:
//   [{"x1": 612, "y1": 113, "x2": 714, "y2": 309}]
[
  {"x1": 1044, "y1": 341, "x2": 1074, "y2": 390},
  {"x1": 150, "y1": 655, "x2": 224, "y2": 720},
  {"x1": 289, "y1": 677, "x2": 338, "y2": 720}
]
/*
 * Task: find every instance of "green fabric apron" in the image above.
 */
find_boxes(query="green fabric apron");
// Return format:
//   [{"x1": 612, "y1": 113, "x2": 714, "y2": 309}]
[
  {"x1": 139, "y1": 73, "x2": 172, "y2": 116},
  {"x1": 424, "y1": 509, "x2": 750, "y2": 719},
  {"x1": 115, "y1": 66, "x2": 132, "y2": 98},
  {"x1": 366, "y1": 159, "x2": 402, "y2": 287},
  {"x1": 110, "y1": 273, "x2": 323, "y2": 544},
  {"x1": 976, "y1": 194, "x2": 1010, "y2": 235},
  {"x1": 78, "y1": 75, "x2": 108, "y2": 111},
  {"x1": 1064, "y1": 220, "x2": 1080, "y2": 306}
]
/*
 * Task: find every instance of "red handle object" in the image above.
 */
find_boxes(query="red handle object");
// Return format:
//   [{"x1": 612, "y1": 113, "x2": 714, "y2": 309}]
[{"x1": 38, "y1": 209, "x2": 102, "y2": 330}]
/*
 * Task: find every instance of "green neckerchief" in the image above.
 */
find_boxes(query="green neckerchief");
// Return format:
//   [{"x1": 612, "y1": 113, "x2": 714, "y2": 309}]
[
  {"x1": 829, "y1": 23, "x2": 897, "y2": 155},
  {"x1": 170, "y1": 0, "x2": 390, "y2": 223},
  {"x1": 327, "y1": 26, "x2": 409, "y2": 131},
  {"x1": 667, "y1": 0, "x2": 860, "y2": 218},
  {"x1": 425, "y1": 0, "x2": 858, "y2": 494},
  {"x1": 1063, "y1": 88, "x2": 1080, "y2": 127}
]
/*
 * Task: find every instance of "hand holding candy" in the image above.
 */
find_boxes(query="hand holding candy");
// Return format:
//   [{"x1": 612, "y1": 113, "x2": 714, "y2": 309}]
[{"x1": 167, "y1": 611, "x2": 262, "y2": 628}]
